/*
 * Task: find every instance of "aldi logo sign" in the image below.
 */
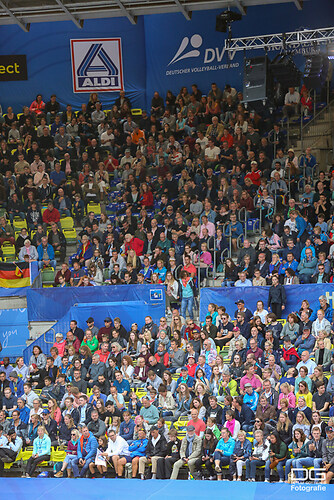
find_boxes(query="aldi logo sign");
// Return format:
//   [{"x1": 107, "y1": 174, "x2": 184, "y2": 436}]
[{"x1": 70, "y1": 38, "x2": 124, "y2": 93}]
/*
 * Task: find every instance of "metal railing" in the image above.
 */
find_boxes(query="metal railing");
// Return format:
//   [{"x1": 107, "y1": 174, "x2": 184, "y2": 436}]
[{"x1": 299, "y1": 99, "x2": 334, "y2": 152}]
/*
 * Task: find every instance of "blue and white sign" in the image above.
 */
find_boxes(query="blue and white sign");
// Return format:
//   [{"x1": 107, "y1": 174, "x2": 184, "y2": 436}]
[
  {"x1": 150, "y1": 289, "x2": 163, "y2": 301},
  {"x1": 70, "y1": 38, "x2": 124, "y2": 93},
  {"x1": 0, "y1": 308, "x2": 29, "y2": 358}
]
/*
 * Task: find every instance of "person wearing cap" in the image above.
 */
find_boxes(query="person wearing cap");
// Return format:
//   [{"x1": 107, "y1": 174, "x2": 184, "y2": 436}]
[
  {"x1": 234, "y1": 299, "x2": 253, "y2": 323},
  {"x1": 322, "y1": 426, "x2": 334, "y2": 483},
  {"x1": 138, "y1": 424, "x2": 167, "y2": 479},
  {"x1": 8, "y1": 371, "x2": 24, "y2": 398},
  {"x1": 82, "y1": 173, "x2": 100, "y2": 204},
  {"x1": 41, "y1": 408, "x2": 58, "y2": 445},
  {"x1": 97, "y1": 317, "x2": 113, "y2": 343},
  {"x1": 228, "y1": 327, "x2": 247, "y2": 359},
  {"x1": 170, "y1": 424, "x2": 202, "y2": 479},
  {"x1": 0, "y1": 428, "x2": 23, "y2": 476},
  {"x1": 85, "y1": 317, "x2": 99, "y2": 338}
]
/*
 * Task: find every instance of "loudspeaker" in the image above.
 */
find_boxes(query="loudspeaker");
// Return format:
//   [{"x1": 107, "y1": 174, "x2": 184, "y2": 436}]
[
  {"x1": 243, "y1": 56, "x2": 269, "y2": 103},
  {"x1": 270, "y1": 55, "x2": 301, "y2": 87},
  {"x1": 303, "y1": 55, "x2": 329, "y2": 88}
]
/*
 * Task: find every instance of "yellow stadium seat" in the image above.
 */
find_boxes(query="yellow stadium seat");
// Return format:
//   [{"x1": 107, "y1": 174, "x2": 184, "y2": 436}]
[
  {"x1": 87, "y1": 202, "x2": 101, "y2": 215},
  {"x1": 60, "y1": 216, "x2": 74, "y2": 230},
  {"x1": 63, "y1": 228, "x2": 77, "y2": 245},
  {"x1": 131, "y1": 108, "x2": 142, "y2": 116}
]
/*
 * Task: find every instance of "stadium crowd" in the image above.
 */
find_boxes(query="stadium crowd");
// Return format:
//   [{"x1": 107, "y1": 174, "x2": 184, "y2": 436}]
[
  {"x1": 0, "y1": 82, "x2": 334, "y2": 482},
  {"x1": 0, "y1": 301, "x2": 334, "y2": 481}
]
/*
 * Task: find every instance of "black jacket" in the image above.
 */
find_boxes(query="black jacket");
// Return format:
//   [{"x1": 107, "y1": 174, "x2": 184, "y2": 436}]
[
  {"x1": 44, "y1": 418, "x2": 58, "y2": 442},
  {"x1": 268, "y1": 283, "x2": 286, "y2": 307},
  {"x1": 145, "y1": 434, "x2": 167, "y2": 458}
]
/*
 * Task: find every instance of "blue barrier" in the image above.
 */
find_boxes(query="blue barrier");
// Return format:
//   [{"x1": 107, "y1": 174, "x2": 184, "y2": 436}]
[
  {"x1": 27, "y1": 284, "x2": 165, "y2": 322},
  {"x1": 23, "y1": 298, "x2": 166, "y2": 363},
  {"x1": 200, "y1": 284, "x2": 334, "y2": 321},
  {"x1": 1, "y1": 478, "x2": 332, "y2": 500},
  {"x1": 0, "y1": 308, "x2": 29, "y2": 359}
]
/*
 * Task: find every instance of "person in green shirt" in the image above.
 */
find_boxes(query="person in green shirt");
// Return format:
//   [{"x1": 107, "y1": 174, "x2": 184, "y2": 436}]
[{"x1": 81, "y1": 329, "x2": 98, "y2": 354}]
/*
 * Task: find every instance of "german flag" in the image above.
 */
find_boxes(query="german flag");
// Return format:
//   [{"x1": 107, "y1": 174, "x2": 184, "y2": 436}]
[{"x1": 0, "y1": 262, "x2": 30, "y2": 288}]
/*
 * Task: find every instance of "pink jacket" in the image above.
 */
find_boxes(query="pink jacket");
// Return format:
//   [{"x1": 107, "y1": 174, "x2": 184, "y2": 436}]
[{"x1": 278, "y1": 391, "x2": 296, "y2": 409}]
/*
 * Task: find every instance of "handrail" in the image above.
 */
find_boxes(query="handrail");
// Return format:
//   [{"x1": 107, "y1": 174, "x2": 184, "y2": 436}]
[{"x1": 238, "y1": 207, "x2": 248, "y2": 239}]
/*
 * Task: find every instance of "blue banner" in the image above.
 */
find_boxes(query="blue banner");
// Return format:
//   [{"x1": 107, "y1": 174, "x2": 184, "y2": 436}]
[
  {"x1": 144, "y1": 3, "x2": 333, "y2": 104},
  {"x1": 0, "y1": 17, "x2": 146, "y2": 111},
  {"x1": 200, "y1": 284, "x2": 334, "y2": 322},
  {"x1": 27, "y1": 284, "x2": 165, "y2": 322},
  {"x1": 23, "y1": 299, "x2": 166, "y2": 363},
  {"x1": 0, "y1": 308, "x2": 29, "y2": 359},
  {"x1": 1, "y1": 477, "x2": 333, "y2": 500}
]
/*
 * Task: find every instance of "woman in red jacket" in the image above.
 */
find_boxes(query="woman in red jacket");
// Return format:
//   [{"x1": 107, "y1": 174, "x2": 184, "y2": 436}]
[
  {"x1": 29, "y1": 94, "x2": 45, "y2": 116},
  {"x1": 140, "y1": 183, "x2": 154, "y2": 208}
]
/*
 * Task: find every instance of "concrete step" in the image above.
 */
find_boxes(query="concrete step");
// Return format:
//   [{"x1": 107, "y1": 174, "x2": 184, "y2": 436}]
[{"x1": 28, "y1": 321, "x2": 56, "y2": 342}]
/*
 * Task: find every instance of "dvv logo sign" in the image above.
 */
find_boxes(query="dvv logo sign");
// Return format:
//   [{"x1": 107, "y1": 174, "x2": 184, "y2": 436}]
[
  {"x1": 166, "y1": 33, "x2": 239, "y2": 77},
  {"x1": 70, "y1": 38, "x2": 124, "y2": 93}
]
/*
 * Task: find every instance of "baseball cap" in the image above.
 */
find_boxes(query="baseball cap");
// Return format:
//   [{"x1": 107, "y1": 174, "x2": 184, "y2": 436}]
[
  {"x1": 325, "y1": 426, "x2": 334, "y2": 433},
  {"x1": 42, "y1": 409, "x2": 50, "y2": 415},
  {"x1": 288, "y1": 148, "x2": 294, "y2": 153},
  {"x1": 55, "y1": 333, "x2": 63, "y2": 338},
  {"x1": 302, "y1": 198, "x2": 309, "y2": 204},
  {"x1": 104, "y1": 317, "x2": 112, "y2": 322},
  {"x1": 187, "y1": 354, "x2": 196, "y2": 360},
  {"x1": 303, "y1": 327, "x2": 310, "y2": 332},
  {"x1": 9, "y1": 371, "x2": 18, "y2": 378},
  {"x1": 283, "y1": 336, "x2": 292, "y2": 343},
  {"x1": 187, "y1": 425, "x2": 195, "y2": 432},
  {"x1": 86, "y1": 317, "x2": 94, "y2": 323},
  {"x1": 232, "y1": 326, "x2": 240, "y2": 332},
  {"x1": 244, "y1": 383, "x2": 253, "y2": 388},
  {"x1": 181, "y1": 366, "x2": 188, "y2": 371},
  {"x1": 74, "y1": 137, "x2": 81, "y2": 142},
  {"x1": 235, "y1": 299, "x2": 244, "y2": 304}
]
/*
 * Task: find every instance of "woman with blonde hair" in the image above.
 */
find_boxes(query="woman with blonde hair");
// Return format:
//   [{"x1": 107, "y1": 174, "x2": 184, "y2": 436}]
[
  {"x1": 55, "y1": 428, "x2": 80, "y2": 477},
  {"x1": 23, "y1": 425, "x2": 51, "y2": 477},
  {"x1": 164, "y1": 271, "x2": 179, "y2": 315},
  {"x1": 276, "y1": 412, "x2": 293, "y2": 445},
  {"x1": 292, "y1": 411, "x2": 310, "y2": 435},
  {"x1": 278, "y1": 382, "x2": 296, "y2": 409},
  {"x1": 296, "y1": 381, "x2": 312, "y2": 408}
]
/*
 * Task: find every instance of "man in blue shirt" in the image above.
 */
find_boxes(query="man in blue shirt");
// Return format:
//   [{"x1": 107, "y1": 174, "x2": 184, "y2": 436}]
[
  {"x1": 226, "y1": 213, "x2": 243, "y2": 252},
  {"x1": 50, "y1": 162, "x2": 66, "y2": 187},
  {"x1": 113, "y1": 371, "x2": 130, "y2": 401},
  {"x1": 17, "y1": 398, "x2": 30, "y2": 424}
]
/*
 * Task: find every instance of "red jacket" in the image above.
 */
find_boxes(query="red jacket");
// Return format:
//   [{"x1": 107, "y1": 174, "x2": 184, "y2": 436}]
[
  {"x1": 43, "y1": 208, "x2": 61, "y2": 224},
  {"x1": 154, "y1": 352, "x2": 169, "y2": 368},
  {"x1": 141, "y1": 191, "x2": 153, "y2": 208},
  {"x1": 125, "y1": 237, "x2": 144, "y2": 256},
  {"x1": 245, "y1": 170, "x2": 261, "y2": 186},
  {"x1": 282, "y1": 346, "x2": 300, "y2": 363}
]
